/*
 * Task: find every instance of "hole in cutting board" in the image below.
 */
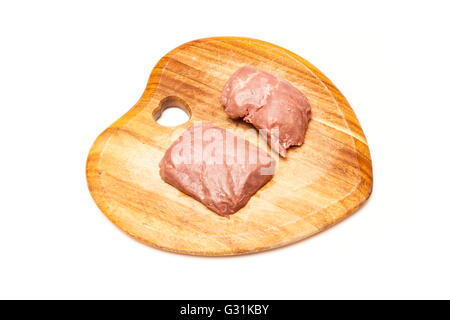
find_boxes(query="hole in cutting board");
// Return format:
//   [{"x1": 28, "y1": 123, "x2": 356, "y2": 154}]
[{"x1": 153, "y1": 96, "x2": 191, "y2": 126}]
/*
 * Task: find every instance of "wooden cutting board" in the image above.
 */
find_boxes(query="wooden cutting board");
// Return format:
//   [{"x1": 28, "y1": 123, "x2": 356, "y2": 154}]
[{"x1": 86, "y1": 37, "x2": 373, "y2": 256}]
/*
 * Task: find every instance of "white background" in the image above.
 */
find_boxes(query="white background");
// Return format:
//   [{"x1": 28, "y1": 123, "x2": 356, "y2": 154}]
[{"x1": 1, "y1": 0, "x2": 449, "y2": 299}]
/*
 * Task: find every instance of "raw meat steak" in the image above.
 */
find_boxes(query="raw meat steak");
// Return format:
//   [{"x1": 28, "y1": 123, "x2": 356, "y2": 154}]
[
  {"x1": 220, "y1": 65, "x2": 311, "y2": 157},
  {"x1": 159, "y1": 123, "x2": 275, "y2": 216}
]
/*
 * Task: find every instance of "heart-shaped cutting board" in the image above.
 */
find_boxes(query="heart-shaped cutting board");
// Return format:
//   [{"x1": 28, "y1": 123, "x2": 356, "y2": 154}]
[{"x1": 86, "y1": 37, "x2": 373, "y2": 255}]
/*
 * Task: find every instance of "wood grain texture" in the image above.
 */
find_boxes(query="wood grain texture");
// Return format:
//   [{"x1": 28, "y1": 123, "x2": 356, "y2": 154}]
[{"x1": 86, "y1": 37, "x2": 373, "y2": 256}]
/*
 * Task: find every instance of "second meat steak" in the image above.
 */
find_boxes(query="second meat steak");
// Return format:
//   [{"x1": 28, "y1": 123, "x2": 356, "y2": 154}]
[{"x1": 221, "y1": 65, "x2": 312, "y2": 157}]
